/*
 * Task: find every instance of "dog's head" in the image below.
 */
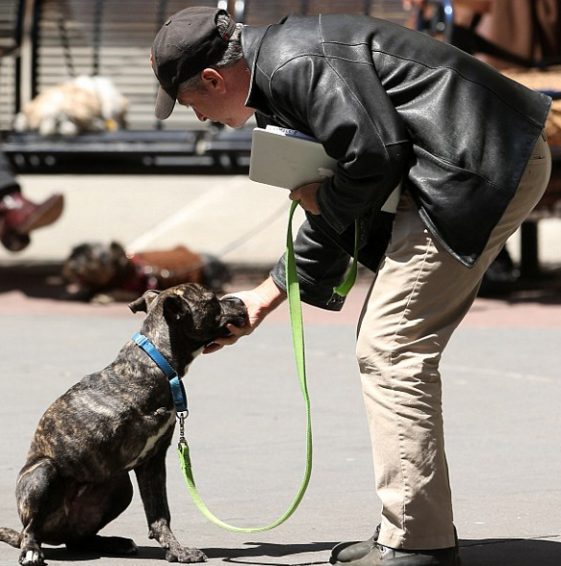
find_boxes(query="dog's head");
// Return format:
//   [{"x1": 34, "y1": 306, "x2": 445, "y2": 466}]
[
  {"x1": 63, "y1": 241, "x2": 129, "y2": 288},
  {"x1": 129, "y1": 283, "x2": 248, "y2": 347}
]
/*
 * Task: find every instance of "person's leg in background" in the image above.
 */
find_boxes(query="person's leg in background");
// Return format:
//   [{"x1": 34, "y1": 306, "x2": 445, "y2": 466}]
[{"x1": 0, "y1": 150, "x2": 64, "y2": 251}]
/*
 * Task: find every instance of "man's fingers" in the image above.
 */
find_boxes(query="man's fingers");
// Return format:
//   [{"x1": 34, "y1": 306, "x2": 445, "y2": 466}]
[
  {"x1": 203, "y1": 343, "x2": 223, "y2": 354},
  {"x1": 289, "y1": 190, "x2": 300, "y2": 201},
  {"x1": 202, "y1": 323, "x2": 251, "y2": 355},
  {"x1": 226, "y1": 322, "x2": 249, "y2": 335}
]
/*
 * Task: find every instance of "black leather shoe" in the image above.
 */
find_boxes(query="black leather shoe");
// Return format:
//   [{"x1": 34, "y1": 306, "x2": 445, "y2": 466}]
[
  {"x1": 330, "y1": 525, "x2": 380, "y2": 563},
  {"x1": 332, "y1": 544, "x2": 460, "y2": 566},
  {"x1": 331, "y1": 526, "x2": 460, "y2": 566}
]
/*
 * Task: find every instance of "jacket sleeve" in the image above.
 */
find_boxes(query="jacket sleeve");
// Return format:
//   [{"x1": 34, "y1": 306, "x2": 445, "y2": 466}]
[
  {"x1": 268, "y1": 56, "x2": 409, "y2": 234},
  {"x1": 270, "y1": 214, "x2": 351, "y2": 311}
]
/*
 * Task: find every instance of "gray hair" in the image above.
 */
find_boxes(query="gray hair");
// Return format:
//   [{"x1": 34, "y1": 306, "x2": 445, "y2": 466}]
[{"x1": 178, "y1": 16, "x2": 244, "y2": 93}]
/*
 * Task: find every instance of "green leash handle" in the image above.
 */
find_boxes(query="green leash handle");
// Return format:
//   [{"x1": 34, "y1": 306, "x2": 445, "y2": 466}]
[{"x1": 177, "y1": 201, "x2": 358, "y2": 532}]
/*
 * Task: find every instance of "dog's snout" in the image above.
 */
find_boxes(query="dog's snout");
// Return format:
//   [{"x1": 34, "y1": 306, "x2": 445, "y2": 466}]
[
  {"x1": 222, "y1": 296, "x2": 245, "y2": 308},
  {"x1": 220, "y1": 296, "x2": 248, "y2": 327}
]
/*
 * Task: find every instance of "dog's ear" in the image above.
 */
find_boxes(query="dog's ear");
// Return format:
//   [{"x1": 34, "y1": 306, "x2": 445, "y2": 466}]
[
  {"x1": 163, "y1": 294, "x2": 192, "y2": 323},
  {"x1": 110, "y1": 241, "x2": 129, "y2": 270},
  {"x1": 128, "y1": 290, "x2": 160, "y2": 313},
  {"x1": 109, "y1": 241, "x2": 126, "y2": 257}
]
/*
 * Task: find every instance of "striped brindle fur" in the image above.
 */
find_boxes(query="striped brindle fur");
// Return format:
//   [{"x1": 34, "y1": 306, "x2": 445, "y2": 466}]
[{"x1": 0, "y1": 284, "x2": 247, "y2": 566}]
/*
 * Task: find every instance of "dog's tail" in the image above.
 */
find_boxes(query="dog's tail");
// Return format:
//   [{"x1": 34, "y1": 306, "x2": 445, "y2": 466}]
[{"x1": 0, "y1": 527, "x2": 22, "y2": 548}]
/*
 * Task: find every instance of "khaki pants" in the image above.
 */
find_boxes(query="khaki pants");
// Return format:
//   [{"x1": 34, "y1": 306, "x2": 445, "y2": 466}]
[{"x1": 356, "y1": 133, "x2": 551, "y2": 550}]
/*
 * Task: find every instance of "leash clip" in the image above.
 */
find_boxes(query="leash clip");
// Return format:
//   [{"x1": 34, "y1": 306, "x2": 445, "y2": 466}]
[{"x1": 177, "y1": 411, "x2": 188, "y2": 448}]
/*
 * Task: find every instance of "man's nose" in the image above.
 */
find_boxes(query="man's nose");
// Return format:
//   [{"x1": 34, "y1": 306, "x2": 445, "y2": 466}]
[{"x1": 194, "y1": 109, "x2": 207, "y2": 122}]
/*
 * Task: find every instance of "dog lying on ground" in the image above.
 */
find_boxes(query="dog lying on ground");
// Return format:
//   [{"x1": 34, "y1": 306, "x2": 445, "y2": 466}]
[
  {"x1": 13, "y1": 75, "x2": 128, "y2": 136},
  {"x1": 0, "y1": 283, "x2": 247, "y2": 565},
  {"x1": 62, "y1": 241, "x2": 231, "y2": 303}
]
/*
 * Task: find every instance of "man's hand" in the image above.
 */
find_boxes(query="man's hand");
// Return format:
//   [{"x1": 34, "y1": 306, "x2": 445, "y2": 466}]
[
  {"x1": 203, "y1": 277, "x2": 286, "y2": 354},
  {"x1": 290, "y1": 182, "x2": 321, "y2": 215}
]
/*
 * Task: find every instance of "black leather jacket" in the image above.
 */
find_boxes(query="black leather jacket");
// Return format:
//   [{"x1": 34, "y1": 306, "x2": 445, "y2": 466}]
[{"x1": 241, "y1": 14, "x2": 551, "y2": 310}]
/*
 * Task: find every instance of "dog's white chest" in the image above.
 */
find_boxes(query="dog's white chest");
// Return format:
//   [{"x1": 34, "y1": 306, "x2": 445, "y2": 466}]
[{"x1": 127, "y1": 411, "x2": 175, "y2": 469}]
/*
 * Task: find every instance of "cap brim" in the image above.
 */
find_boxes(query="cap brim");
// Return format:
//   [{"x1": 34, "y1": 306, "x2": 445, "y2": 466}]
[{"x1": 155, "y1": 86, "x2": 176, "y2": 120}]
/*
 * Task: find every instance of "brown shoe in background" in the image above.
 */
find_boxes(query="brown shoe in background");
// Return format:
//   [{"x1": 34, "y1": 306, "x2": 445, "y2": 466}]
[
  {"x1": 0, "y1": 192, "x2": 64, "y2": 234},
  {"x1": 0, "y1": 192, "x2": 64, "y2": 252}
]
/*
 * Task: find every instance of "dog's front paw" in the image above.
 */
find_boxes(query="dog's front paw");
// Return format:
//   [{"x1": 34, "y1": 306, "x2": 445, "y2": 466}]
[
  {"x1": 19, "y1": 547, "x2": 46, "y2": 566},
  {"x1": 165, "y1": 546, "x2": 207, "y2": 563}
]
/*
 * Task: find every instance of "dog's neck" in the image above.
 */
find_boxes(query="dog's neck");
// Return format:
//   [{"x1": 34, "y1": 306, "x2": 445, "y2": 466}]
[
  {"x1": 132, "y1": 332, "x2": 200, "y2": 416},
  {"x1": 138, "y1": 328, "x2": 204, "y2": 378}
]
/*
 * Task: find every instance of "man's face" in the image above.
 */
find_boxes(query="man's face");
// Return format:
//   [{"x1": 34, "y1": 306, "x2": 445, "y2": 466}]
[{"x1": 176, "y1": 67, "x2": 254, "y2": 128}]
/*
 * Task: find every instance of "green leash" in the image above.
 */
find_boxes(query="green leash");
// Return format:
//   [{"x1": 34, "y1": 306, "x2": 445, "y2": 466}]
[{"x1": 177, "y1": 200, "x2": 358, "y2": 532}]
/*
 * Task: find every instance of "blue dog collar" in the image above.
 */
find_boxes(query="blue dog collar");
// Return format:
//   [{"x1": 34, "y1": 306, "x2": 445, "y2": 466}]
[{"x1": 132, "y1": 332, "x2": 188, "y2": 416}]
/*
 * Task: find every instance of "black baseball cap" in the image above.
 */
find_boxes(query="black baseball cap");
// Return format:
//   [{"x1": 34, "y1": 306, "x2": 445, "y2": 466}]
[{"x1": 151, "y1": 6, "x2": 236, "y2": 120}]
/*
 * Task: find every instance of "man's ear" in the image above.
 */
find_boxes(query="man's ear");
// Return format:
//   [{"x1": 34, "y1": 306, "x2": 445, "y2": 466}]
[
  {"x1": 128, "y1": 290, "x2": 160, "y2": 313},
  {"x1": 201, "y1": 68, "x2": 226, "y2": 93}
]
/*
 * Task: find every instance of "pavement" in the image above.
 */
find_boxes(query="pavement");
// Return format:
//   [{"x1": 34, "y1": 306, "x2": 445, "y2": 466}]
[
  {"x1": 1, "y1": 171, "x2": 561, "y2": 270},
  {"x1": 0, "y1": 172, "x2": 301, "y2": 269},
  {"x1": 0, "y1": 172, "x2": 561, "y2": 566}
]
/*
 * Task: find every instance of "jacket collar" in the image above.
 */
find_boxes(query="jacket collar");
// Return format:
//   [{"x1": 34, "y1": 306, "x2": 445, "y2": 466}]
[{"x1": 241, "y1": 23, "x2": 275, "y2": 114}]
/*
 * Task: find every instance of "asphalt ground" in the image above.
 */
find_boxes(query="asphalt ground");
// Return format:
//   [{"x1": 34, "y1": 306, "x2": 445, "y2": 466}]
[
  {"x1": 1, "y1": 275, "x2": 561, "y2": 566},
  {"x1": 0, "y1": 173, "x2": 561, "y2": 565}
]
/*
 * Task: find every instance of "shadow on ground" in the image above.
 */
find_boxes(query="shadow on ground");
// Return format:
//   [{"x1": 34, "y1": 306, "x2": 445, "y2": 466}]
[
  {"x1": 39, "y1": 537, "x2": 561, "y2": 565},
  {"x1": 0, "y1": 263, "x2": 67, "y2": 300},
  {"x1": 3, "y1": 263, "x2": 561, "y2": 304},
  {"x1": 460, "y1": 537, "x2": 561, "y2": 566},
  {"x1": 478, "y1": 265, "x2": 561, "y2": 304},
  {"x1": 0, "y1": 263, "x2": 273, "y2": 303},
  {"x1": 42, "y1": 541, "x2": 336, "y2": 565}
]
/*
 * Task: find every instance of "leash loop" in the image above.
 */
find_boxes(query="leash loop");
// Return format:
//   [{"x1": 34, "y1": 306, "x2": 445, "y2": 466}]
[
  {"x1": 175, "y1": 201, "x2": 313, "y2": 532},
  {"x1": 175, "y1": 201, "x2": 359, "y2": 533}
]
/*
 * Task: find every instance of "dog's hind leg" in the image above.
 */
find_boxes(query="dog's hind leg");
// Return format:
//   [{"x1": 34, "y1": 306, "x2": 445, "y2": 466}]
[
  {"x1": 135, "y1": 448, "x2": 207, "y2": 563},
  {"x1": 65, "y1": 472, "x2": 137, "y2": 556},
  {"x1": 16, "y1": 458, "x2": 62, "y2": 566},
  {"x1": 18, "y1": 519, "x2": 46, "y2": 566}
]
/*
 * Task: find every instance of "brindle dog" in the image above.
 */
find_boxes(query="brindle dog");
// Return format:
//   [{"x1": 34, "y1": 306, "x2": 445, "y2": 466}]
[{"x1": 0, "y1": 284, "x2": 247, "y2": 565}]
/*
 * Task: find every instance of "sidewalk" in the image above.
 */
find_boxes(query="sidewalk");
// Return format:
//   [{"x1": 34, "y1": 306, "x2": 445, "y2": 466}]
[
  {"x1": 1, "y1": 172, "x2": 560, "y2": 270},
  {"x1": 0, "y1": 173, "x2": 304, "y2": 269},
  {"x1": 0, "y1": 279, "x2": 560, "y2": 566}
]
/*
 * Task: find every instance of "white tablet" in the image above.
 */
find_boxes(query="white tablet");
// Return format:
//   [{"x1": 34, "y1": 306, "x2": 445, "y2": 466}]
[{"x1": 249, "y1": 126, "x2": 400, "y2": 213}]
